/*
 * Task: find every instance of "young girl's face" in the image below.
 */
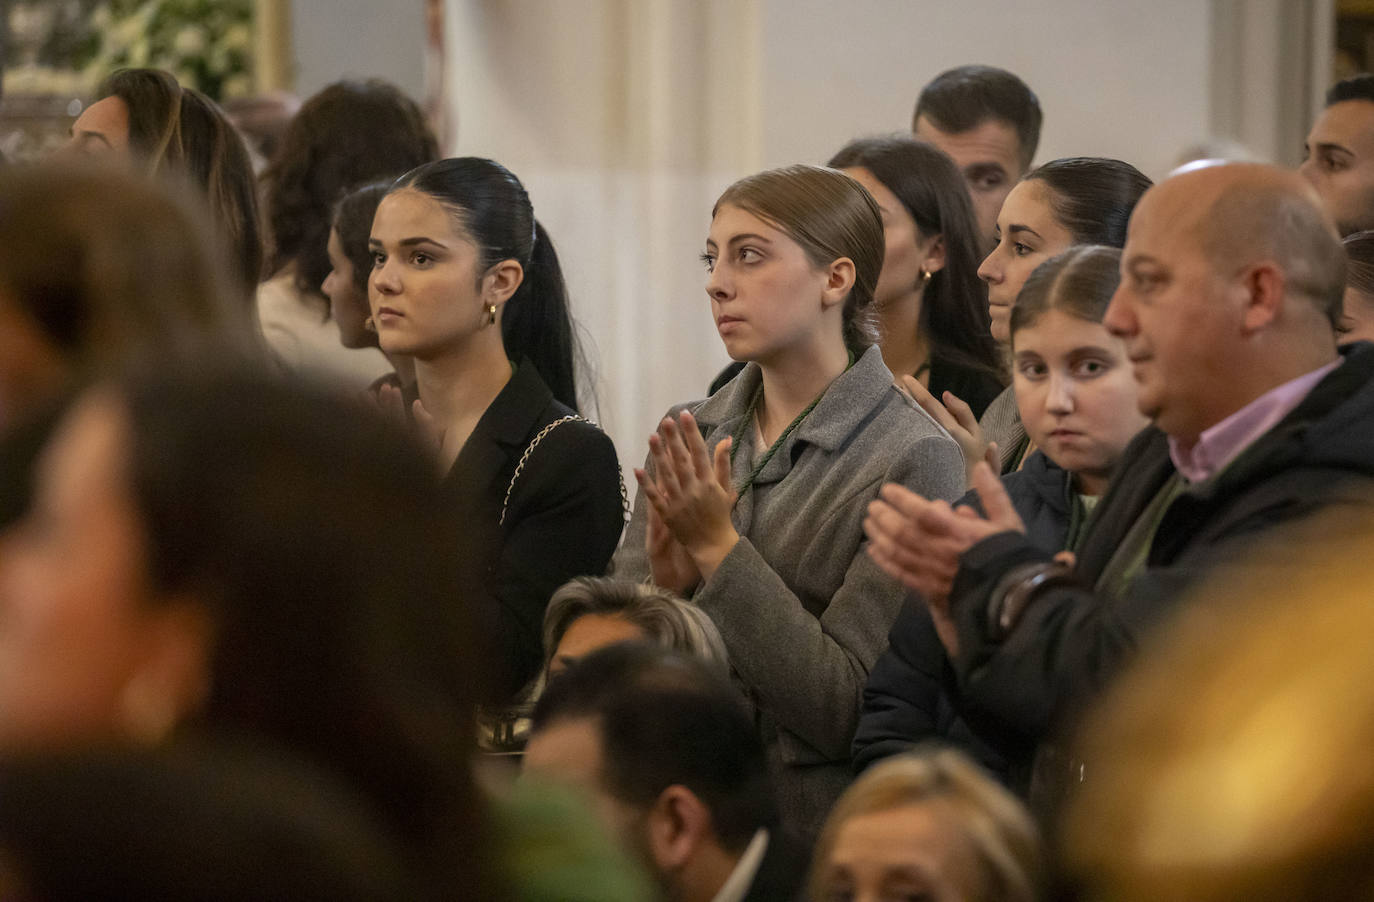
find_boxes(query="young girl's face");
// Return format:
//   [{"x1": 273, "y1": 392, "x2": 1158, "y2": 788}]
[
  {"x1": 702, "y1": 204, "x2": 840, "y2": 365},
  {"x1": 1013, "y1": 309, "x2": 1149, "y2": 494}
]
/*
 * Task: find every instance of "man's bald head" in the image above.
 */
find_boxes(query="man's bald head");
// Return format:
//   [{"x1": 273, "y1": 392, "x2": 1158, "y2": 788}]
[
  {"x1": 1107, "y1": 163, "x2": 1344, "y2": 444},
  {"x1": 1149, "y1": 163, "x2": 1345, "y2": 328}
]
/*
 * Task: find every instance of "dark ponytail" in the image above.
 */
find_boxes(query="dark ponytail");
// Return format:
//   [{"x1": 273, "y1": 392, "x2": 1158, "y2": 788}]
[
  {"x1": 500, "y1": 220, "x2": 579, "y2": 412},
  {"x1": 393, "y1": 158, "x2": 582, "y2": 412}
]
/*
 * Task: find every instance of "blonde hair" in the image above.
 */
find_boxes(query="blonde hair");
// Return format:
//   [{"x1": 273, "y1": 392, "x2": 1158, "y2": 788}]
[
  {"x1": 714, "y1": 164, "x2": 883, "y2": 353},
  {"x1": 1063, "y1": 509, "x2": 1374, "y2": 901},
  {"x1": 811, "y1": 748, "x2": 1042, "y2": 902}
]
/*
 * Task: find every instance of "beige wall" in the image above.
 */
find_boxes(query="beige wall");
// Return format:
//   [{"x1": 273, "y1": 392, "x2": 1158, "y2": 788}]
[{"x1": 440, "y1": 0, "x2": 1324, "y2": 476}]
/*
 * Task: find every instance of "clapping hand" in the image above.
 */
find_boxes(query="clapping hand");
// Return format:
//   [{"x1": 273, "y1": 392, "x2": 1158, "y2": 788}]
[{"x1": 634, "y1": 410, "x2": 740, "y2": 582}]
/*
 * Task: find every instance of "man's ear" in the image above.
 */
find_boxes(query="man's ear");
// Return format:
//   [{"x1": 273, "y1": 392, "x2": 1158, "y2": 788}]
[
  {"x1": 645, "y1": 785, "x2": 712, "y2": 873},
  {"x1": 821, "y1": 257, "x2": 857, "y2": 310},
  {"x1": 484, "y1": 259, "x2": 525, "y2": 308},
  {"x1": 1239, "y1": 260, "x2": 1284, "y2": 334}
]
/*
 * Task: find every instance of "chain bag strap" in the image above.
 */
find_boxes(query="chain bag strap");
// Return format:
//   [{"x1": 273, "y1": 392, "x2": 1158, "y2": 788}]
[{"x1": 500, "y1": 415, "x2": 630, "y2": 526}]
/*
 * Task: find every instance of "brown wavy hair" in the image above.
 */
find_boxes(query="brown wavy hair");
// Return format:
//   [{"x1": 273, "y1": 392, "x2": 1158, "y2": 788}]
[{"x1": 262, "y1": 80, "x2": 438, "y2": 312}]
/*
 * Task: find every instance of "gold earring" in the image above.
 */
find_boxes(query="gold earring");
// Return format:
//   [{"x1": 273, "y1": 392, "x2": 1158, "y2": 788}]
[
  {"x1": 486, "y1": 303, "x2": 498, "y2": 326},
  {"x1": 919, "y1": 268, "x2": 933, "y2": 286},
  {"x1": 364, "y1": 316, "x2": 376, "y2": 333}
]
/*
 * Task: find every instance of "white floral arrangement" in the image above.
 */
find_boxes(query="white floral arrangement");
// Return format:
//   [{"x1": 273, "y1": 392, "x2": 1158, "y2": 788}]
[{"x1": 80, "y1": 0, "x2": 255, "y2": 100}]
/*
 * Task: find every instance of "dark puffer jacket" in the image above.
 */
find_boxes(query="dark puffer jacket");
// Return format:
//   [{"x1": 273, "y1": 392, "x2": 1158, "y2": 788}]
[
  {"x1": 852, "y1": 450, "x2": 1082, "y2": 789},
  {"x1": 948, "y1": 342, "x2": 1374, "y2": 801}
]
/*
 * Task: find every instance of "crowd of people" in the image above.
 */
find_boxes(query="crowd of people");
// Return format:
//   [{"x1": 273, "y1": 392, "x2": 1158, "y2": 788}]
[{"x1": 0, "y1": 58, "x2": 1372, "y2": 900}]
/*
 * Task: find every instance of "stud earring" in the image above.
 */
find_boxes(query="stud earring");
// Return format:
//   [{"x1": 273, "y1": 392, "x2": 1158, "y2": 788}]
[
  {"x1": 486, "y1": 303, "x2": 498, "y2": 326},
  {"x1": 919, "y1": 268, "x2": 933, "y2": 286},
  {"x1": 364, "y1": 316, "x2": 376, "y2": 333}
]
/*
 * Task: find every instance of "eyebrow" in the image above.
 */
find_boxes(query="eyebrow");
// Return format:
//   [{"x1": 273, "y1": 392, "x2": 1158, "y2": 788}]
[
  {"x1": 705, "y1": 233, "x2": 774, "y2": 250},
  {"x1": 965, "y1": 162, "x2": 1008, "y2": 178},
  {"x1": 1309, "y1": 140, "x2": 1353, "y2": 157},
  {"x1": 368, "y1": 236, "x2": 449, "y2": 249},
  {"x1": 1006, "y1": 224, "x2": 1044, "y2": 240},
  {"x1": 70, "y1": 129, "x2": 113, "y2": 149}
]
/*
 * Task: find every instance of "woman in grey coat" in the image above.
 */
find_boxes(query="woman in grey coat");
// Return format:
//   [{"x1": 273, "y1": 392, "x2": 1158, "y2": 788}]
[{"x1": 616, "y1": 164, "x2": 964, "y2": 839}]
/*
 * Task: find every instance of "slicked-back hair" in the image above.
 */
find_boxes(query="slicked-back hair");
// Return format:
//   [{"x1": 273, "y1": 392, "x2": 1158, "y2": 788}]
[
  {"x1": 1011, "y1": 246, "x2": 1122, "y2": 342},
  {"x1": 1024, "y1": 157, "x2": 1152, "y2": 249},
  {"x1": 1326, "y1": 73, "x2": 1374, "y2": 106},
  {"x1": 715, "y1": 164, "x2": 884, "y2": 354},
  {"x1": 914, "y1": 65, "x2": 1042, "y2": 172},
  {"x1": 530, "y1": 643, "x2": 777, "y2": 852},
  {"x1": 391, "y1": 157, "x2": 582, "y2": 411},
  {"x1": 1344, "y1": 230, "x2": 1374, "y2": 298}
]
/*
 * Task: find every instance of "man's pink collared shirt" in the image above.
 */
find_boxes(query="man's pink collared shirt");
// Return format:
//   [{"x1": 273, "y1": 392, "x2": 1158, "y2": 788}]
[{"x1": 1168, "y1": 358, "x2": 1343, "y2": 483}]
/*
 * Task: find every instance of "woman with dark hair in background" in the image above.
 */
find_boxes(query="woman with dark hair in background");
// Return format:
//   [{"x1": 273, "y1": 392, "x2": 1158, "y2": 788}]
[
  {"x1": 829, "y1": 135, "x2": 1005, "y2": 417},
  {"x1": 616, "y1": 164, "x2": 963, "y2": 839},
  {"x1": 911, "y1": 157, "x2": 1151, "y2": 479},
  {"x1": 369, "y1": 157, "x2": 623, "y2": 703},
  {"x1": 0, "y1": 163, "x2": 254, "y2": 530},
  {"x1": 1341, "y1": 230, "x2": 1374, "y2": 343},
  {"x1": 259, "y1": 79, "x2": 439, "y2": 387},
  {"x1": 0, "y1": 368, "x2": 503, "y2": 899},
  {"x1": 63, "y1": 68, "x2": 263, "y2": 300},
  {"x1": 322, "y1": 181, "x2": 415, "y2": 391}
]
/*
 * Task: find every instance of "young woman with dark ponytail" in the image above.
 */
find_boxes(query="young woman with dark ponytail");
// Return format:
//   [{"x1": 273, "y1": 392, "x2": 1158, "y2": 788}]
[{"x1": 369, "y1": 157, "x2": 624, "y2": 702}]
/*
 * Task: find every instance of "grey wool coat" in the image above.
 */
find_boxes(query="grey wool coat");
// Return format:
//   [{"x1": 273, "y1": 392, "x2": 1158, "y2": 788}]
[{"x1": 615, "y1": 346, "x2": 965, "y2": 838}]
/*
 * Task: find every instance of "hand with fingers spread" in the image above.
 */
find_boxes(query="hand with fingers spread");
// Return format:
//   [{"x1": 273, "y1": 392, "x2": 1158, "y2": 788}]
[
  {"x1": 902, "y1": 375, "x2": 999, "y2": 485},
  {"x1": 633, "y1": 410, "x2": 740, "y2": 581},
  {"x1": 865, "y1": 461, "x2": 1027, "y2": 622}
]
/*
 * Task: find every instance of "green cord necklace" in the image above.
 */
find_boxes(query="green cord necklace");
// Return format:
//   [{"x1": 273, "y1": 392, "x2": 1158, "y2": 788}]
[{"x1": 729, "y1": 351, "x2": 855, "y2": 495}]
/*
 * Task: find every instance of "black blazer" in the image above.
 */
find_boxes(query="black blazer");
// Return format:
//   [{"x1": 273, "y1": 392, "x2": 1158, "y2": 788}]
[{"x1": 442, "y1": 362, "x2": 624, "y2": 702}]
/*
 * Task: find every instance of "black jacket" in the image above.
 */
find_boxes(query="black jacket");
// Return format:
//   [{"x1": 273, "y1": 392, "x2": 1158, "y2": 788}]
[
  {"x1": 852, "y1": 451, "x2": 1078, "y2": 787},
  {"x1": 948, "y1": 342, "x2": 1374, "y2": 775},
  {"x1": 442, "y1": 362, "x2": 625, "y2": 702}
]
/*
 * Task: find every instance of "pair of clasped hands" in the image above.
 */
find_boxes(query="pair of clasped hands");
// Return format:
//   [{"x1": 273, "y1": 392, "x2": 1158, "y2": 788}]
[
  {"x1": 633, "y1": 411, "x2": 742, "y2": 596},
  {"x1": 863, "y1": 376, "x2": 1030, "y2": 656}
]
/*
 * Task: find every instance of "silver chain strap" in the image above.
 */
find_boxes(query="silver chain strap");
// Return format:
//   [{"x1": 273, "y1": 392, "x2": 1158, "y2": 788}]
[{"x1": 500, "y1": 415, "x2": 630, "y2": 526}]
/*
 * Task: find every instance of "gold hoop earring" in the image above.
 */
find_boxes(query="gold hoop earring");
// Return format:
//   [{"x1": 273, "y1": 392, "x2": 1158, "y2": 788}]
[{"x1": 486, "y1": 304, "x2": 498, "y2": 326}]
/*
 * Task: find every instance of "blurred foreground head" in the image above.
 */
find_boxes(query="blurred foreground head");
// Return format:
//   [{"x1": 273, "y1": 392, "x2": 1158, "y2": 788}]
[
  {"x1": 0, "y1": 366, "x2": 497, "y2": 897},
  {"x1": 1063, "y1": 511, "x2": 1374, "y2": 901},
  {"x1": 66, "y1": 68, "x2": 263, "y2": 293},
  {"x1": 811, "y1": 748, "x2": 1042, "y2": 902},
  {"x1": 0, "y1": 162, "x2": 254, "y2": 429}
]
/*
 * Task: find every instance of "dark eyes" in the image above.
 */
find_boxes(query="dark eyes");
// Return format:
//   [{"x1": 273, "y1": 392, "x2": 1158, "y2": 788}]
[
  {"x1": 1013, "y1": 242, "x2": 1035, "y2": 257},
  {"x1": 700, "y1": 247, "x2": 762, "y2": 272},
  {"x1": 1075, "y1": 359, "x2": 1109, "y2": 377}
]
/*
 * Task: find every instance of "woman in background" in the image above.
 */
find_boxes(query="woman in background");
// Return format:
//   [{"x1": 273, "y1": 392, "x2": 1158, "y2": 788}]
[
  {"x1": 259, "y1": 79, "x2": 438, "y2": 386},
  {"x1": 322, "y1": 181, "x2": 415, "y2": 392},
  {"x1": 1340, "y1": 230, "x2": 1374, "y2": 343},
  {"x1": 64, "y1": 67, "x2": 263, "y2": 300},
  {"x1": 914, "y1": 157, "x2": 1150, "y2": 478},
  {"x1": 829, "y1": 135, "x2": 1004, "y2": 417}
]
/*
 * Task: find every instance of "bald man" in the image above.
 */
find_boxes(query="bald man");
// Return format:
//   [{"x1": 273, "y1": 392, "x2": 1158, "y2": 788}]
[{"x1": 862, "y1": 163, "x2": 1374, "y2": 797}]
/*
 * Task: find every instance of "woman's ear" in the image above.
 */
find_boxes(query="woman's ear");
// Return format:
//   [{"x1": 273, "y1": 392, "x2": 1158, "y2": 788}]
[
  {"x1": 922, "y1": 233, "x2": 947, "y2": 275},
  {"x1": 821, "y1": 257, "x2": 857, "y2": 310},
  {"x1": 484, "y1": 259, "x2": 525, "y2": 308}
]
